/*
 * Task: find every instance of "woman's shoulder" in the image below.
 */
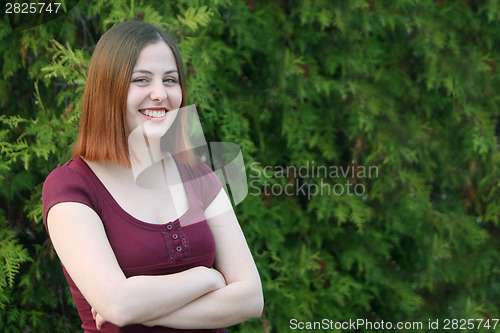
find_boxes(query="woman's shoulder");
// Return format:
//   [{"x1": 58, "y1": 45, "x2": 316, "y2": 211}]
[
  {"x1": 43, "y1": 157, "x2": 92, "y2": 189},
  {"x1": 176, "y1": 157, "x2": 223, "y2": 209},
  {"x1": 177, "y1": 157, "x2": 216, "y2": 177},
  {"x1": 42, "y1": 157, "x2": 99, "y2": 223},
  {"x1": 175, "y1": 157, "x2": 222, "y2": 190}
]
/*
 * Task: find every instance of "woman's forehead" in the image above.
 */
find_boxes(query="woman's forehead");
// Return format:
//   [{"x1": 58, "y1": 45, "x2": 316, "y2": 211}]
[{"x1": 134, "y1": 41, "x2": 177, "y2": 70}]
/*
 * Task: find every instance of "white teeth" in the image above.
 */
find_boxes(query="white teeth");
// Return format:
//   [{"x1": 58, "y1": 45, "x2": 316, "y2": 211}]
[{"x1": 140, "y1": 109, "x2": 166, "y2": 118}]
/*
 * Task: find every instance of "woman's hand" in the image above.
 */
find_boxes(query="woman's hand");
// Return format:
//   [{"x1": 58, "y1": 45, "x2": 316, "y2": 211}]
[
  {"x1": 92, "y1": 307, "x2": 107, "y2": 330},
  {"x1": 209, "y1": 267, "x2": 227, "y2": 289}
]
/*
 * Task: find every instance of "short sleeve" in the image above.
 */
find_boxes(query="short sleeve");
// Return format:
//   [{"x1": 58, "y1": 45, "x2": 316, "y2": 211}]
[{"x1": 42, "y1": 162, "x2": 96, "y2": 231}]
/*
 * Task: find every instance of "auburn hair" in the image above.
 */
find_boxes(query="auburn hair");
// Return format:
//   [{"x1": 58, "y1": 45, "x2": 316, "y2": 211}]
[{"x1": 73, "y1": 21, "x2": 193, "y2": 167}]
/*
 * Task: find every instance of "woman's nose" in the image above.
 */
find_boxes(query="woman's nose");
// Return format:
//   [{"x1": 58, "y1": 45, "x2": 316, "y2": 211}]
[{"x1": 150, "y1": 80, "x2": 167, "y2": 101}]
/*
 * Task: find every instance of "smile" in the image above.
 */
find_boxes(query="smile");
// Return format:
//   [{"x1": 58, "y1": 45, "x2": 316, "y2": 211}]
[{"x1": 139, "y1": 109, "x2": 167, "y2": 118}]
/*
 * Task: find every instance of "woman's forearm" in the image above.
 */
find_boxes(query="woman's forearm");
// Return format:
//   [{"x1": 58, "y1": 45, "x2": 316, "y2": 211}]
[
  {"x1": 48, "y1": 203, "x2": 227, "y2": 328},
  {"x1": 142, "y1": 279, "x2": 264, "y2": 329},
  {"x1": 99, "y1": 266, "x2": 225, "y2": 326}
]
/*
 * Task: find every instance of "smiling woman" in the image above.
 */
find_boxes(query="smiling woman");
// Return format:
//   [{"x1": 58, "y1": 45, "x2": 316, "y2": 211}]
[
  {"x1": 126, "y1": 42, "x2": 182, "y2": 129},
  {"x1": 73, "y1": 21, "x2": 190, "y2": 167},
  {"x1": 41, "y1": 21, "x2": 263, "y2": 333}
]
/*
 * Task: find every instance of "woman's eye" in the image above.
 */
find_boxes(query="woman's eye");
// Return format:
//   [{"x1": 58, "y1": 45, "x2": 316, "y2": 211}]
[
  {"x1": 164, "y1": 77, "x2": 177, "y2": 84},
  {"x1": 133, "y1": 78, "x2": 148, "y2": 83}
]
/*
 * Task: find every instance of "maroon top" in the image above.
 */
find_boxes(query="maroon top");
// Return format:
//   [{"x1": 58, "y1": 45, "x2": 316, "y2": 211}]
[{"x1": 42, "y1": 157, "x2": 225, "y2": 333}]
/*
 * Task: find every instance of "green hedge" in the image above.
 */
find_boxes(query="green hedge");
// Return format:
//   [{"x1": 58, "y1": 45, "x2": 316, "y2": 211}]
[{"x1": 1, "y1": 0, "x2": 500, "y2": 332}]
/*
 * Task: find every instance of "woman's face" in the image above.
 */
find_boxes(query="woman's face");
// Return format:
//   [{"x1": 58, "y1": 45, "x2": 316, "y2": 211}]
[{"x1": 126, "y1": 41, "x2": 183, "y2": 134}]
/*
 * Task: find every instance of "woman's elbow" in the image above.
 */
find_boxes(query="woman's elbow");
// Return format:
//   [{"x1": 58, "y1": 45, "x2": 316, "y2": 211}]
[
  {"x1": 94, "y1": 292, "x2": 137, "y2": 327},
  {"x1": 250, "y1": 294, "x2": 265, "y2": 319},
  {"x1": 245, "y1": 284, "x2": 264, "y2": 319},
  {"x1": 96, "y1": 304, "x2": 129, "y2": 327}
]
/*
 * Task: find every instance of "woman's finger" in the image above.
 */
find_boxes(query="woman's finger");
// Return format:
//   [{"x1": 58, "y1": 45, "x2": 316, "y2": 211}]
[{"x1": 96, "y1": 313, "x2": 106, "y2": 330}]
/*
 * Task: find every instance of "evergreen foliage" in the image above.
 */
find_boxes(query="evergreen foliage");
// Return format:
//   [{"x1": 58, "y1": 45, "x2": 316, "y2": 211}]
[{"x1": 1, "y1": 0, "x2": 500, "y2": 332}]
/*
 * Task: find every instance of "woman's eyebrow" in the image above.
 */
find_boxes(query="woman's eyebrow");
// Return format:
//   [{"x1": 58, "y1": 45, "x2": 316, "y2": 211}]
[{"x1": 132, "y1": 69, "x2": 178, "y2": 74}]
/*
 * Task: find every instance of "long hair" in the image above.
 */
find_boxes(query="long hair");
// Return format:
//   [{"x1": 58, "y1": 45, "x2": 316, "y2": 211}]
[{"x1": 73, "y1": 21, "x2": 193, "y2": 167}]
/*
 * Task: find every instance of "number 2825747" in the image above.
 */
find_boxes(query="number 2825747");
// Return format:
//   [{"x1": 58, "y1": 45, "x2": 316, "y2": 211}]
[{"x1": 5, "y1": 2, "x2": 61, "y2": 14}]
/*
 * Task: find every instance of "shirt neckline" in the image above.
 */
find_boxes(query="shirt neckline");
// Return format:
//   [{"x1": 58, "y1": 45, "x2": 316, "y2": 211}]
[{"x1": 74, "y1": 157, "x2": 192, "y2": 228}]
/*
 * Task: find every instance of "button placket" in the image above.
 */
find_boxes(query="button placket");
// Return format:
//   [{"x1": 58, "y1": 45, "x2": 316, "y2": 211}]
[{"x1": 163, "y1": 220, "x2": 189, "y2": 263}]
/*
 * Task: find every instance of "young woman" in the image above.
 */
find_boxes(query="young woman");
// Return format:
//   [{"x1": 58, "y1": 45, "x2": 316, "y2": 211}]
[{"x1": 42, "y1": 21, "x2": 263, "y2": 332}]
